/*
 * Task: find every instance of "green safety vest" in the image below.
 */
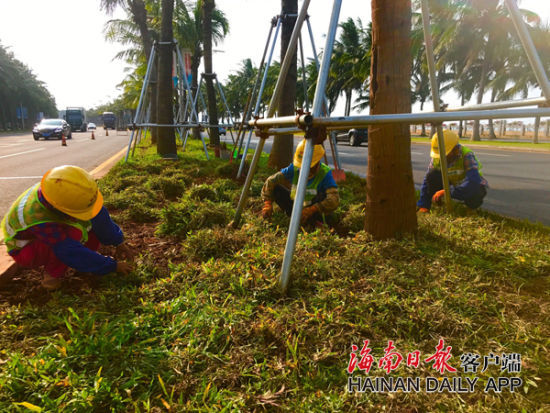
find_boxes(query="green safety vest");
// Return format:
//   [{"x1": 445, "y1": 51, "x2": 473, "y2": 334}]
[
  {"x1": 433, "y1": 146, "x2": 483, "y2": 186},
  {"x1": 1, "y1": 184, "x2": 91, "y2": 253},
  {"x1": 290, "y1": 163, "x2": 331, "y2": 207}
]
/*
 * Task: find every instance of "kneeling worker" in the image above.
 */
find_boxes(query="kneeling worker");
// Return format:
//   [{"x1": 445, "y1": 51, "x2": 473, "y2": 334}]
[
  {"x1": 417, "y1": 130, "x2": 488, "y2": 212},
  {"x1": 261, "y1": 140, "x2": 340, "y2": 225},
  {"x1": 1, "y1": 165, "x2": 134, "y2": 290}
]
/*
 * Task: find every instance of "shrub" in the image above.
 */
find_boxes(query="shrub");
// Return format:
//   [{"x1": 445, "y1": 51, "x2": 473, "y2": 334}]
[
  {"x1": 147, "y1": 175, "x2": 188, "y2": 199},
  {"x1": 215, "y1": 162, "x2": 239, "y2": 178},
  {"x1": 340, "y1": 203, "x2": 366, "y2": 233},
  {"x1": 183, "y1": 227, "x2": 248, "y2": 261},
  {"x1": 157, "y1": 198, "x2": 233, "y2": 238},
  {"x1": 188, "y1": 184, "x2": 218, "y2": 201}
]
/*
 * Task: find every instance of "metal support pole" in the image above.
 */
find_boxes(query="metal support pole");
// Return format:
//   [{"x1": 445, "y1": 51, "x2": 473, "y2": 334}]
[
  {"x1": 188, "y1": 75, "x2": 210, "y2": 160},
  {"x1": 237, "y1": 17, "x2": 282, "y2": 178},
  {"x1": 504, "y1": 0, "x2": 550, "y2": 101},
  {"x1": 306, "y1": 16, "x2": 342, "y2": 169},
  {"x1": 215, "y1": 77, "x2": 235, "y2": 144},
  {"x1": 266, "y1": 0, "x2": 311, "y2": 117},
  {"x1": 298, "y1": 33, "x2": 309, "y2": 111},
  {"x1": 252, "y1": 107, "x2": 550, "y2": 129},
  {"x1": 420, "y1": 0, "x2": 452, "y2": 211},
  {"x1": 279, "y1": 0, "x2": 342, "y2": 293},
  {"x1": 234, "y1": 0, "x2": 311, "y2": 226},
  {"x1": 125, "y1": 44, "x2": 156, "y2": 162},
  {"x1": 447, "y1": 96, "x2": 547, "y2": 112}
]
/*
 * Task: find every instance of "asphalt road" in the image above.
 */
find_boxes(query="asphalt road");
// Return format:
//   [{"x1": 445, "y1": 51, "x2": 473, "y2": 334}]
[
  {"x1": 0, "y1": 130, "x2": 130, "y2": 217},
  {"x1": 227, "y1": 135, "x2": 550, "y2": 226},
  {"x1": 2, "y1": 130, "x2": 548, "y2": 226}
]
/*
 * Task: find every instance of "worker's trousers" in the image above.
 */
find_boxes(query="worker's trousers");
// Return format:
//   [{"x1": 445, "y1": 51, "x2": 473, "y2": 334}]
[
  {"x1": 273, "y1": 185, "x2": 327, "y2": 225},
  {"x1": 424, "y1": 169, "x2": 487, "y2": 209},
  {"x1": 11, "y1": 229, "x2": 100, "y2": 278}
]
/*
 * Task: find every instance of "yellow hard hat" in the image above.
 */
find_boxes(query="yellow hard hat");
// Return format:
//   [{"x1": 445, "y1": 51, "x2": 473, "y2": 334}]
[
  {"x1": 41, "y1": 165, "x2": 103, "y2": 220},
  {"x1": 293, "y1": 140, "x2": 325, "y2": 168},
  {"x1": 430, "y1": 130, "x2": 459, "y2": 158}
]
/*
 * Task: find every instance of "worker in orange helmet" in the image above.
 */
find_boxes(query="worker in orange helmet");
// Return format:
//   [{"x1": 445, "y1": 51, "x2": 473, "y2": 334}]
[
  {"x1": 1, "y1": 165, "x2": 134, "y2": 290},
  {"x1": 417, "y1": 130, "x2": 488, "y2": 212},
  {"x1": 261, "y1": 140, "x2": 340, "y2": 226}
]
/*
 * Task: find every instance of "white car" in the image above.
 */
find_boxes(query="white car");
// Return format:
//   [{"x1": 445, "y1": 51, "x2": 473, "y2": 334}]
[{"x1": 88, "y1": 122, "x2": 97, "y2": 130}]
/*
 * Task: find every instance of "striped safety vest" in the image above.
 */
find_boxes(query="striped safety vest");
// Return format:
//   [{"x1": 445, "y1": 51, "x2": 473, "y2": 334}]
[
  {"x1": 1, "y1": 184, "x2": 90, "y2": 253},
  {"x1": 433, "y1": 146, "x2": 483, "y2": 186},
  {"x1": 290, "y1": 163, "x2": 331, "y2": 207}
]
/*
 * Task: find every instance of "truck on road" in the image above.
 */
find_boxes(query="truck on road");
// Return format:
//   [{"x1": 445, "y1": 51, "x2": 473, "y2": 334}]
[
  {"x1": 102, "y1": 112, "x2": 116, "y2": 130},
  {"x1": 65, "y1": 107, "x2": 87, "y2": 132}
]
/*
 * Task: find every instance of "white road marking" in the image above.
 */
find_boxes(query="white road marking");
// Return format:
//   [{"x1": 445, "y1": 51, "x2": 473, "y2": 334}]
[
  {"x1": 476, "y1": 152, "x2": 511, "y2": 157},
  {"x1": 411, "y1": 151, "x2": 424, "y2": 155},
  {"x1": 0, "y1": 143, "x2": 26, "y2": 147},
  {"x1": 0, "y1": 148, "x2": 45, "y2": 159},
  {"x1": 0, "y1": 176, "x2": 42, "y2": 180}
]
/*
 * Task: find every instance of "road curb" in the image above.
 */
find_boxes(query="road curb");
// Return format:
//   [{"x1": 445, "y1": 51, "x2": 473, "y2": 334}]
[
  {"x1": 0, "y1": 146, "x2": 128, "y2": 282},
  {"x1": 90, "y1": 146, "x2": 128, "y2": 179}
]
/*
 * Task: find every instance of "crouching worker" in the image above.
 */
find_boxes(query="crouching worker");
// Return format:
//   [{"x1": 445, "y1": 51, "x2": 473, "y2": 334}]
[
  {"x1": 261, "y1": 140, "x2": 340, "y2": 226},
  {"x1": 1, "y1": 165, "x2": 134, "y2": 290},
  {"x1": 417, "y1": 130, "x2": 488, "y2": 212}
]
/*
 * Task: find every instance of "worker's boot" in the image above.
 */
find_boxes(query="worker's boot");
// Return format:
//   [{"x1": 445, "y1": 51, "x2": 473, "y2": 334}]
[{"x1": 41, "y1": 273, "x2": 63, "y2": 290}]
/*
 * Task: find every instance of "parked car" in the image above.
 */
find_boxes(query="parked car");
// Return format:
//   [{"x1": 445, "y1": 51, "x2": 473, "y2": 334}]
[
  {"x1": 335, "y1": 128, "x2": 368, "y2": 146},
  {"x1": 88, "y1": 122, "x2": 96, "y2": 130},
  {"x1": 218, "y1": 126, "x2": 226, "y2": 136},
  {"x1": 33, "y1": 119, "x2": 72, "y2": 140}
]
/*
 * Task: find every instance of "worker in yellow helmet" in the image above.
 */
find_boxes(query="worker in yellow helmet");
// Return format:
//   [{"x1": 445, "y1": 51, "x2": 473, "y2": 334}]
[
  {"x1": 1, "y1": 165, "x2": 134, "y2": 290},
  {"x1": 261, "y1": 140, "x2": 340, "y2": 225},
  {"x1": 417, "y1": 130, "x2": 488, "y2": 212}
]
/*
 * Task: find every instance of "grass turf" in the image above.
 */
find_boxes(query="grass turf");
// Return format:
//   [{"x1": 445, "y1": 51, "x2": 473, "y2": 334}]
[{"x1": 0, "y1": 139, "x2": 548, "y2": 411}]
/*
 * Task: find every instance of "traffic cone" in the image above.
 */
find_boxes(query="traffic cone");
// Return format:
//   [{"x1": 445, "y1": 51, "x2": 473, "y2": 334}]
[
  {"x1": 61, "y1": 133, "x2": 67, "y2": 146},
  {"x1": 91, "y1": 130, "x2": 95, "y2": 140}
]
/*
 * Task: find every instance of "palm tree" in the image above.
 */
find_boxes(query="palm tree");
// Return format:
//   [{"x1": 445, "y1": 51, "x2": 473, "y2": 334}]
[
  {"x1": 330, "y1": 18, "x2": 371, "y2": 116},
  {"x1": 202, "y1": 0, "x2": 220, "y2": 154},
  {"x1": 173, "y1": 0, "x2": 228, "y2": 140},
  {"x1": 157, "y1": 0, "x2": 177, "y2": 157},
  {"x1": 366, "y1": 0, "x2": 417, "y2": 239},
  {"x1": 268, "y1": 0, "x2": 298, "y2": 170},
  {"x1": 100, "y1": 0, "x2": 159, "y2": 140},
  {"x1": 435, "y1": 0, "x2": 542, "y2": 140},
  {"x1": 223, "y1": 59, "x2": 258, "y2": 119}
]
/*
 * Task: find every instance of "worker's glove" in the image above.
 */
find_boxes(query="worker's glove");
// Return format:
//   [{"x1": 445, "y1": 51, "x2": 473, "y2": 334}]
[
  {"x1": 116, "y1": 243, "x2": 135, "y2": 261},
  {"x1": 301, "y1": 204, "x2": 319, "y2": 224},
  {"x1": 417, "y1": 207, "x2": 430, "y2": 213},
  {"x1": 431, "y1": 189, "x2": 446, "y2": 204},
  {"x1": 261, "y1": 200, "x2": 273, "y2": 219},
  {"x1": 116, "y1": 261, "x2": 134, "y2": 275}
]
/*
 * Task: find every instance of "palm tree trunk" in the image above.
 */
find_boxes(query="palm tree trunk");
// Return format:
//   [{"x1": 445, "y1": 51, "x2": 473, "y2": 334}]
[
  {"x1": 487, "y1": 90, "x2": 497, "y2": 139},
  {"x1": 472, "y1": 57, "x2": 489, "y2": 141},
  {"x1": 419, "y1": 100, "x2": 426, "y2": 136},
  {"x1": 191, "y1": 55, "x2": 201, "y2": 140},
  {"x1": 156, "y1": 0, "x2": 177, "y2": 157},
  {"x1": 202, "y1": 0, "x2": 220, "y2": 155},
  {"x1": 268, "y1": 0, "x2": 297, "y2": 169},
  {"x1": 345, "y1": 89, "x2": 352, "y2": 116},
  {"x1": 128, "y1": 0, "x2": 158, "y2": 144},
  {"x1": 366, "y1": 0, "x2": 417, "y2": 239},
  {"x1": 534, "y1": 116, "x2": 540, "y2": 144}
]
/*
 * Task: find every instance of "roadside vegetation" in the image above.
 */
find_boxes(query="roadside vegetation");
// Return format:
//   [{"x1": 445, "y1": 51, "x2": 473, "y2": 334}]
[
  {"x1": 411, "y1": 136, "x2": 550, "y2": 150},
  {"x1": 0, "y1": 139, "x2": 548, "y2": 411}
]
